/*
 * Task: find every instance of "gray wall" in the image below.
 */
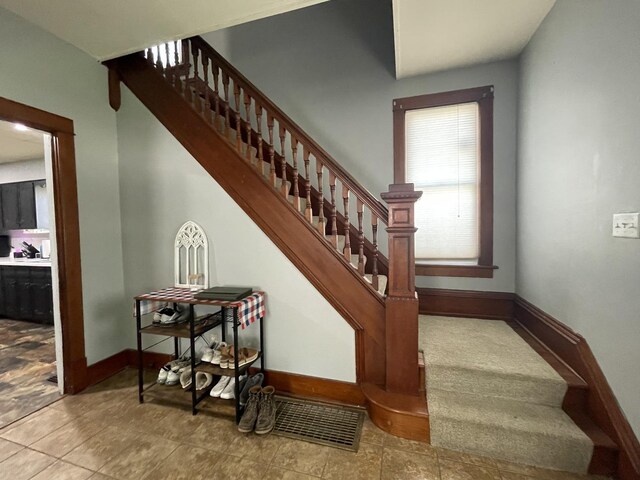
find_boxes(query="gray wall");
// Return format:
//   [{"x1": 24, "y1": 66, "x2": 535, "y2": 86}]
[
  {"x1": 116, "y1": 88, "x2": 356, "y2": 382},
  {"x1": 518, "y1": 0, "x2": 640, "y2": 436},
  {"x1": 0, "y1": 8, "x2": 128, "y2": 364},
  {"x1": 202, "y1": 0, "x2": 519, "y2": 293}
]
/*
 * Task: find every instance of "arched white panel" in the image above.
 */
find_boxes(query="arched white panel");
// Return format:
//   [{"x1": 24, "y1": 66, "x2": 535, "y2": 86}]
[{"x1": 174, "y1": 221, "x2": 209, "y2": 290}]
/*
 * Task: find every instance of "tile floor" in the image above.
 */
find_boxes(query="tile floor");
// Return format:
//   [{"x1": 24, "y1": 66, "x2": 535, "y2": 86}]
[
  {"x1": 0, "y1": 319, "x2": 59, "y2": 428},
  {"x1": 0, "y1": 369, "x2": 613, "y2": 480}
]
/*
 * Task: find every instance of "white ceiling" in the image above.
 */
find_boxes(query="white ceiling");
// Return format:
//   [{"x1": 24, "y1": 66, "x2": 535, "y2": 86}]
[
  {"x1": 392, "y1": 0, "x2": 556, "y2": 78},
  {"x1": 0, "y1": 0, "x2": 329, "y2": 60},
  {"x1": 0, "y1": 120, "x2": 45, "y2": 164}
]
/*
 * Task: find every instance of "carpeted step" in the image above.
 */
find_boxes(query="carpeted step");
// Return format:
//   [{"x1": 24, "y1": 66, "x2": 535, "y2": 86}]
[
  {"x1": 428, "y1": 388, "x2": 593, "y2": 473},
  {"x1": 420, "y1": 316, "x2": 567, "y2": 406}
]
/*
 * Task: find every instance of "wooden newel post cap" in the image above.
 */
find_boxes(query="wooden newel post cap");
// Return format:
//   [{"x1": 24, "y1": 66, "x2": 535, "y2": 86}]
[{"x1": 381, "y1": 183, "x2": 422, "y2": 230}]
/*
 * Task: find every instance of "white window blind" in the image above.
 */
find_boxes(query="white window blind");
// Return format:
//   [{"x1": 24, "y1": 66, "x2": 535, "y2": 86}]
[{"x1": 405, "y1": 102, "x2": 480, "y2": 261}]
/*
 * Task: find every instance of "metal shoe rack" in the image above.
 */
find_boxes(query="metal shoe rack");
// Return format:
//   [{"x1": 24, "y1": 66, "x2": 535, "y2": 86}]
[{"x1": 134, "y1": 288, "x2": 265, "y2": 423}]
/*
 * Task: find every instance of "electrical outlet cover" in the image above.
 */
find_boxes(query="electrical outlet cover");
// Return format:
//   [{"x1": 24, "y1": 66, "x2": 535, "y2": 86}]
[{"x1": 612, "y1": 212, "x2": 639, "y2": 238}]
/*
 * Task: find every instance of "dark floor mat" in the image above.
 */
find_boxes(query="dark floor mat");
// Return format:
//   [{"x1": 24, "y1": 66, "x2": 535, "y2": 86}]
[{"x1": 273, "y1": 396, "x2": 364, "y2": 452}]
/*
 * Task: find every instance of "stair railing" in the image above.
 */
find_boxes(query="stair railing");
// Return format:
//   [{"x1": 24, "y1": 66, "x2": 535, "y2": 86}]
[{"x1": 144, "y1": 37, "x2": 389, "y2": 294}]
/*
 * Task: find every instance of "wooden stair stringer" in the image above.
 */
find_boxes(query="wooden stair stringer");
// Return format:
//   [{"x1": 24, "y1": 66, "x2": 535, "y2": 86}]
[{"x1": 106, "y1": 53, "x2": 386, "y2": 385}]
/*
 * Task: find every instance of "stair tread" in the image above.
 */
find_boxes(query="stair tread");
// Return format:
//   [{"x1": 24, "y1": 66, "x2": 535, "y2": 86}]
[
  {"x1": 420, "y1": 316, "x2": 565, "y2": 382},
  {"x1": 429, "y1": 388, "x2": 591, "y2": 441}
]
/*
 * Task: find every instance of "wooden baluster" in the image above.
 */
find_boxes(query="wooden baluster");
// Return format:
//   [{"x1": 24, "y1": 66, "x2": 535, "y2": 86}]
[
  {"x1": 256, "y1": 104, "x2": 264, "y2": 174},
  {"x1": 202, "y1": 55, "x2": 212, "y2": 124},
  {"x1": 164, "y1": 43, "x2": 171, "y2": 80},
  {"x1": 146, "y1": 47, "x2": 154, "y2": 66},
  {"x1": 291, "y1": 136, "x2": 300, "y2": 211},
  {"x1": 233, "y1": 83, "x2": 242, "y2": 152},
  {"x1": 183, "y1": 40, "x2": 193, "y2": 104},
  {"x1": 173, "y1": 41, "x2": 182, "y2": 93},
  {"x1": 303, "y1": 148, "x2": 313, "y2": 223},
  {"x1": 244, "y1": 92, "x2": 253, "y2": 163},
  {"x1": 191, "y1": 43, "x2": 201, "y2": 113},
  {"x1": 357, "y1": 200, "x2": 365, "y2": 275},
  {"x1": 372, "y1": 214, "x2": 379, "y2": 291},
  {"x1": 267, "y1": 113, "x2": 276, "y2": 186},
  {"x1": 342, "y1": 185, "x2": 351, "y2": 262},
  {"x1": 316, "y1": 160, "x2": 325, "y2": 235},
  {"x1": 330, "y1": 172, "x2": 338, "y2": 248},
  {"x1": 212, "y1": 62, "x2": 220, "y2": 131},
  {"x1": 155, "y1": 45, "x2": 163, "y2": 71},
  {"x1": 222, "y1": 72, "x2": 230, "y2": 139},
  {"x1": 279, "y1": 126, "x2": 288, "y2": 197}
]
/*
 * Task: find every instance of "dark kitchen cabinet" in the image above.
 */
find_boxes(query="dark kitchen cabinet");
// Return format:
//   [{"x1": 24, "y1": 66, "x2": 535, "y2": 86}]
[
  {"x1": 0, "y1": 181, "x2": 38, "y2": 230},
  {"x1": 0, "y1": 266, "x2": 53, "y2": 324}
]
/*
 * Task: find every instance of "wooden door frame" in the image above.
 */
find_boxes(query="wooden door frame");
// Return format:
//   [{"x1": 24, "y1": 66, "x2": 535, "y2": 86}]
[{"x1": 0, "y1": 96, "x2": 87, "y2": 394}]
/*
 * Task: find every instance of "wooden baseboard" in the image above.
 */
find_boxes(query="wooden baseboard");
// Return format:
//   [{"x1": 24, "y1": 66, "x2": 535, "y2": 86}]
[
  {"x1": 86, "y1": 349, "x2": 173, "y2": 387},
  {"x1": 261, "y1": 369, "x2": 365, "y2": 406},
  {"x1": 417, "y1": 287, "x2": 514, "y2": 320},
  {"x1": 514, "y1": 296, "x2": 640, "y2": 479}
]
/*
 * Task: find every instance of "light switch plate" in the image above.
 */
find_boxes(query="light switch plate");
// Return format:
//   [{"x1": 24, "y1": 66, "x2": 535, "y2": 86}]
[{"x1": 612, "y1": 212, "x2": 639, "y2": 238}]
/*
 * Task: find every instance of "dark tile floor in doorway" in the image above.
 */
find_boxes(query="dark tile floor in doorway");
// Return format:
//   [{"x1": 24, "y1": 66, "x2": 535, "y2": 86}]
[{"x1": 0, "y1": 319, "x2": 59, "y2": 428}]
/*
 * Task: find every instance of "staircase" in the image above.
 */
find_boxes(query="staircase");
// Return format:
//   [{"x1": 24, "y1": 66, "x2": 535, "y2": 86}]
[
  {"x1": 104, "y1": 37, "x2": 427, "y2": 437},
  {"x1": 421, "y1": 315, "x2": 618, "y2": 475}
]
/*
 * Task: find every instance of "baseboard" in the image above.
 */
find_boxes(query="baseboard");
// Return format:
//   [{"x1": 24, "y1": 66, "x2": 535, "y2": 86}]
[
  {"x1": 417, "y1": 287, "x2": 514, "y2": 320},
  {"x1": 260, "y1": 369, "x2": 365, "y2": 406},
  {"x1": 514, "y1": 296, "x2": 640, "y2": 480},
  {"x1": 86, "y1": 349, "x2": 173, "y2": 386}
]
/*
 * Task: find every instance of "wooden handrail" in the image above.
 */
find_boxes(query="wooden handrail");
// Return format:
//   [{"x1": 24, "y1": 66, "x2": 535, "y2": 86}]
[{"x1": 189, "y1": 36, "x2": 389, "y2": 224}]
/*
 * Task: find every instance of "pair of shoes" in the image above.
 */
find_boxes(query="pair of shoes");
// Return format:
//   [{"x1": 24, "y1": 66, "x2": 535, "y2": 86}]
[
  {"x1": 202, "y1": 341, "x2": 228, "y2": 364},
  {"x1": 239, "y1": 373, "x2": 264, "y2": 406},
  {"x1": 237, "y1": 385, "x2": 276, "y2": 435},
  {"x1": 153, "y1": 305, "x2": 189, "y2": 325},
  {"x1": 157, "y1": 358, "x2": 190, "y2": 385},
  {"x1": 220, "y1": 346, "x2": 259, "y2": 369},
  {"x1": 210, "y1": 375, "x2": 247, "y2": 399}
]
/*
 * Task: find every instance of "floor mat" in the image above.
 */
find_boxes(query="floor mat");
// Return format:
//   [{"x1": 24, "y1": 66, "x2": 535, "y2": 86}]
[{"x1": 273, "y1": 396, "x2": 364, "y2": 452}]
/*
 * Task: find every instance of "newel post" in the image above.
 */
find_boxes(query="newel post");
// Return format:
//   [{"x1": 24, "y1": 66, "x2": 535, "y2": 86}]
[{"x1": 381, "y1": 183, "x2": 422, "y2": 395}]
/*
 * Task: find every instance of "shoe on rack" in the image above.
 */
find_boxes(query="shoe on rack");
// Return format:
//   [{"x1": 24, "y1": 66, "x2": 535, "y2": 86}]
[
  {"x1": 165, "y1": 360, "x2": 190, "y2": 386},
  {"x1": 237, "y1": 386, "x2": 262, "y2": 433},
  {"x1": 255, "y1": 386, "x2": 276, "y2": 435},
  {"x1": 157, "y1": 364, "x2": 171, "y2": 384},
  {"x1": 237, "y1": 348, "x2": 259, "y2": 368},
  {"x1": 239, "y1": 373, "x2": 264, "y2": 406},
  {"x1": 195, "y1": 372, "x2": 213, "y2": 391},
  {"x1": 210, "y1": 376, "x2": 231, "y2": 397},
  {"x1": 220, "y1": 375, "x2": 246, "y2": 400},
  {"x1": 159, "y1": 305, "x2": 189, "y2": 325},
  {"x1": 201, "y1": 348, "x2": 214, "y2": 363},
  {"x1": 180, "y1": 367, "x2": 193, "y2": 389},
  {"x1": 212, "y1": 342, "x2": 228, "y2": 365}
]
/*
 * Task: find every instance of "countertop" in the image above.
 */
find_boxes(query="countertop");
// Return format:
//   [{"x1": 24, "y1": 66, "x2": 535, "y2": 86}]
[{"x1": 0, "y1": 257, "x2": 52, "y2": 268}]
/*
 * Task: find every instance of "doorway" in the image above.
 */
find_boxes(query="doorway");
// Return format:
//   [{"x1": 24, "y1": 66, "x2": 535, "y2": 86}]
[{"x1": 0, "y1": 97, "x2": 87, "y2": 424}]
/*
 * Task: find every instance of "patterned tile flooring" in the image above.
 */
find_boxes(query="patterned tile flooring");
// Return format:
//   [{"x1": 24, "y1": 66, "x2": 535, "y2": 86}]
[
  {"x1": 0, "y1": 319, "x2": 60, "y2": 428},
  {"x1": 0, "y1": 368, "x2": 613, "y2": 480}
]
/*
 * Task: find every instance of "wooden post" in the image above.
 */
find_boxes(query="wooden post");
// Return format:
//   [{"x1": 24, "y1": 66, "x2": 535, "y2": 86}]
[{"x1": 381, "y1": 183, "x2": 422, "y2": 395}]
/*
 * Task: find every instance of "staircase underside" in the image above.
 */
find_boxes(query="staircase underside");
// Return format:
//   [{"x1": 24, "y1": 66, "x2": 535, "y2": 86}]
[{"x1": 421, "y1": 315, "x2": 613, "y2": 475}]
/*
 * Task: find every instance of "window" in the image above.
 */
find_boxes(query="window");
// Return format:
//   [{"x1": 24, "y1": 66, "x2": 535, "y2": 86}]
[{"x1": 393, "y1": 86, "x2": 495, "y2": 278}]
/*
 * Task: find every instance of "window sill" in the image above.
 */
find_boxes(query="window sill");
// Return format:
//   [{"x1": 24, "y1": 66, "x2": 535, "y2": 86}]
[{"x1": 415, "y1": 263, "x2": 497, "y2": 278}]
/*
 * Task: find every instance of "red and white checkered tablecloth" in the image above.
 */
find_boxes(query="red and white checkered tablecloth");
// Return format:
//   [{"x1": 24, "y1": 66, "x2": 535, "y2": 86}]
[{"x1": 134, "y1": 287, "x2": 266, "y2": 330}]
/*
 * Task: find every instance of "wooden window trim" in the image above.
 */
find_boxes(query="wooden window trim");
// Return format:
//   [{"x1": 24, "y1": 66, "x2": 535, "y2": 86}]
[{"x1": 393, "y1": 86, "x2": 494, "y2": 278}]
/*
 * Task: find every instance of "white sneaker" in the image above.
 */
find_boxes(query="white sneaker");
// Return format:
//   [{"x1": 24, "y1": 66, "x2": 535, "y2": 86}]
[
  {"x1": 180, "y1": 367, "x2": 193, "y2": 389},
  {"x1": 220, "y1": 375, "x2": 245, "y2": 400},
  {"x1": 210, "y1": 376, "x2": 231, "y2": 397},
  {"x1": 201, "y1": 348, "x2": 214, "y2": 363},
  {"x1": 211, "y1": 342, "x2": 227, "y2": 364},
  {"x1": 157, "y1": 365, "x2": 171, "y2": 384},
  {"x1": 195, "y1": 372, "x2": 213, "y2": 391}
]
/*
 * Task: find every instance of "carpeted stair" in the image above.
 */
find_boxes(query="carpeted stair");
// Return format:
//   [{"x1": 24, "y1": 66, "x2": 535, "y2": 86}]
[{"x1": 420, "y1": 315, "x2": 593, "y2": 473}]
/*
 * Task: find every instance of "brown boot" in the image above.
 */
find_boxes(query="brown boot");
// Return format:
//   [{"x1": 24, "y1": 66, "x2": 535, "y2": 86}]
[
  {"x1": 237, "y1": 386, "x2": 261, "y2": 433},
  {"x1": 255, "y1": 386, "x2": 276, "y2": 435}
]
